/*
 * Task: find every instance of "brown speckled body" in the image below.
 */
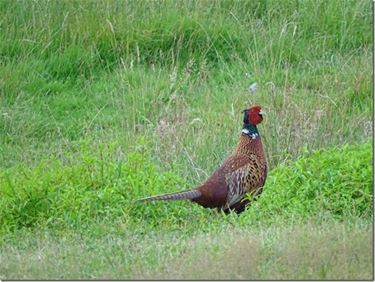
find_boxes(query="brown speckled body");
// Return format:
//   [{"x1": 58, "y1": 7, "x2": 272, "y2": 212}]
[{"x1": 192, "y1": 132, "x2": 267, "y2": 213}]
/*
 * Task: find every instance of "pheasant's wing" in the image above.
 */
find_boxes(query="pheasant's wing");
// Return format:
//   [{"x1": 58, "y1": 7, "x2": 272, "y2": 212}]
[{"x1": 224, "y1": 154, "x2": 266, "y2": 208}]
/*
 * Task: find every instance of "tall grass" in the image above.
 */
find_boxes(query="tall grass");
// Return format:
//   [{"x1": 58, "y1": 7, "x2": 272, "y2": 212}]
[{"x1": 0, "y1": 0, "x2": 372, "y2": 172}]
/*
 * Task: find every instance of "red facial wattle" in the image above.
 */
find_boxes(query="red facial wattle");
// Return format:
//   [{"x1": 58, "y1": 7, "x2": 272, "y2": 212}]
[{"x1": 248, "y1": 106, "x2": 263, "y2": 125}]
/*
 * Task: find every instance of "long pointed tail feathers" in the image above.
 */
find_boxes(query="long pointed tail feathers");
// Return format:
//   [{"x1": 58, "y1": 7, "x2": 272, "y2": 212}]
[{"x1": 138, "y1": 189, "x2": 201, "y2": 203}]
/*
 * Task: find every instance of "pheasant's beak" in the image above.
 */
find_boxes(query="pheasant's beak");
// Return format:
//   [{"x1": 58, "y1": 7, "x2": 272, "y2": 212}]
[{"x1": 259, "y1": 109, "x2": 266, "y2": 116}]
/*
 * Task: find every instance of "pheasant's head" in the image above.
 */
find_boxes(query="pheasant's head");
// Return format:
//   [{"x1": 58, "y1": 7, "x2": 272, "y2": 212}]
[{"x1": 243, "y1": 105, "x2": 265, "y2": 125}]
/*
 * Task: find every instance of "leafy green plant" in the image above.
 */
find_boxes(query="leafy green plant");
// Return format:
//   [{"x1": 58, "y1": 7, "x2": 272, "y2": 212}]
[
  {"x1": 243, "y1": 142, "x2": 372, "y2": 223},
  {"x1": 0, "y1": 138, "x2": 199, "y2": 234}
]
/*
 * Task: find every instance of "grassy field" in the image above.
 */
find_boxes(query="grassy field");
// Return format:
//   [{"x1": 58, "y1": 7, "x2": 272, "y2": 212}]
[
  {"x1": 1, "y1": 218, "x2": 372, "y2": 280},
  {"x1": 0, "y1": 0, "x2": 373, "y2": 280}
]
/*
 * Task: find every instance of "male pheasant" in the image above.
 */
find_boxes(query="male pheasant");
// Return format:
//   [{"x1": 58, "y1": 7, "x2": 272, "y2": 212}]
[{"x1": 139, "y1": 105, "x2": 267, "y2": 213}]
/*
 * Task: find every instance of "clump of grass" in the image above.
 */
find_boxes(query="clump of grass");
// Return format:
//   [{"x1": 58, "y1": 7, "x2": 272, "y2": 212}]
[
  {"x1": 242, "y1": 142, "x2": 372, "y2": 223},
  {"x1": 0, "y1": 138, "x2": 207, "y2": 235}
]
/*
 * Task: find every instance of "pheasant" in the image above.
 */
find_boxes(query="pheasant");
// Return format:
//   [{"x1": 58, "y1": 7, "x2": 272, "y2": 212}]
[{"x1": 139, "y1": 105, "x2": 267, "y2": 213}]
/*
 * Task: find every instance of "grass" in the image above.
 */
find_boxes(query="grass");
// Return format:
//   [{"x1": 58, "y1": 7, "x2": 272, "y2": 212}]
[
  {"x1": 0, "y1": 0, "x2": 372, "y2": 171},
  {"x1": 0, "y1": 218, "x2": 372, "y2": 280},
  {"x1": 0, "y1": 0, "x2": 373, "y2": 280},
  {"x1": 0, "y1": 140, "x2": 371, "y2": 235}
]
